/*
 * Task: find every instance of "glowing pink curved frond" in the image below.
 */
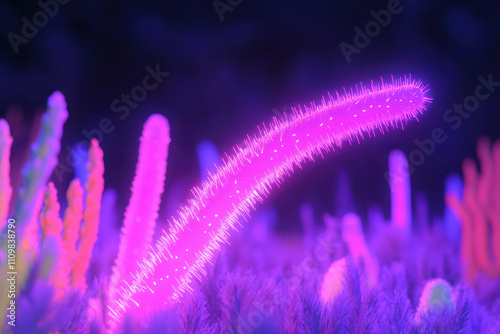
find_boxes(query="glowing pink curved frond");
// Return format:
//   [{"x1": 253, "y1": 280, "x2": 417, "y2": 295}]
[{"x1": 107, "y1": 76, "x2": 431, "y2": 330}]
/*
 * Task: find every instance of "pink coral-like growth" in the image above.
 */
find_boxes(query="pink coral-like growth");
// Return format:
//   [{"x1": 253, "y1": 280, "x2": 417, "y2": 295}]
[{"x1": 107, "y1": 76, "x2": 431, "y2": 329}]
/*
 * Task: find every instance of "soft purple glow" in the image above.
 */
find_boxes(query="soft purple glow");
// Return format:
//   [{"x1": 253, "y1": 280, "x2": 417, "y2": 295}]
[
  {"x1": 107, "y1": 76, "x2": 431, "y2": 329},
  {"x1": 389, "y1": 150, "x2": 412, "y2": 234},
  {"x1": 72, "y1": 143, "x2": 89, "y2": 186},
  {"x1": 444, "y1": 174, "x2": 463, "y2": 242},
  {"x1": 196, "y1": 139, "x2": 222, "y2": 181}
]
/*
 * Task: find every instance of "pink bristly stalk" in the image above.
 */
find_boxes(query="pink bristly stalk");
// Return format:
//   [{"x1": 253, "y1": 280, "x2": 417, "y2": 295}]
[
  {"x1": 109, "y1": 114, "x2": 170, "y2": 299},
  {"x1": 107, "y1": 76, "x2": 431, "y2": 330}
]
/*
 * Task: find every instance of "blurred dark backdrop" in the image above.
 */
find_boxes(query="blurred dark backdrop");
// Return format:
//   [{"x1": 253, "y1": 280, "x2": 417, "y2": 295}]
[{"x1": 1, "y1": 0, "x2": 499, "y2": 230}]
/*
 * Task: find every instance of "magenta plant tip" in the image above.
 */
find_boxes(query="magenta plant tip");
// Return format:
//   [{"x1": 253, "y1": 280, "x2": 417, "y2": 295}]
[
  {"x1": 0, "y1": 119, "x2": 9, "y2": 133},
  {"x1": 47, "y1": 90, "x2": 67, "y2": 111},
  {"x1": 107, "y1": 76, "x2": 431, "y2": 330}
]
